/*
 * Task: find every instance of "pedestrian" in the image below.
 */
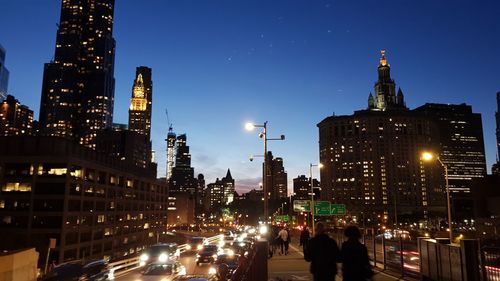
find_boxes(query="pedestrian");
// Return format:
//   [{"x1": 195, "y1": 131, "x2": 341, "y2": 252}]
[
  {"x1": 277, "y1": 227, "x2": 288, "y2": 255},
  {"x1": 299, "y1": 226, "x2": 310, "y2": 252},
  {"x1": 340, "y1": 225, "x2": 373, "y2": 281},
  {"x1": 304, "y1": 222, "x2": 339, "y2": 281},
  {"x1": 284, "y1": 227, "x2": 291, "y2": 255}
]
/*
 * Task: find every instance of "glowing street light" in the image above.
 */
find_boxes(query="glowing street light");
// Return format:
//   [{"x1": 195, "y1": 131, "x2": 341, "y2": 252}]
[
  {"x1": 245, "y1": 121, "x2": 284, "y2": 224},
  {"x1": 422, "y1": 151, "x2": 453, "y2": 242}
]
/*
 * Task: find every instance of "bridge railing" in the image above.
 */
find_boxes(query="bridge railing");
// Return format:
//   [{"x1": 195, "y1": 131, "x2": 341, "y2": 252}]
[{"x1": 108, "y1": 234, "x2": 222, "y2": 279}]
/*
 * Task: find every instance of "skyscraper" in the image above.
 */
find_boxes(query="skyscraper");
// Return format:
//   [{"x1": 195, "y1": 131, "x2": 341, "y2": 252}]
[
  {"x1": 39, "y1": 0, "x2": 116, "y2": 148},
  {"x1": 493, "y1": 92, "x2": 500, "y2": 175},
  {"x1": 128, "y1": 67, "x2": 152, "y2": 139},
  {"x1": 222, "y1": 169, "x2": 235, "y2": 204},
  {"x1": 170, "y1": 134, "x2": 197, "y2": 192},
  {"x1": 414, "y1": 103, "x2": 487, "y2": 192},
  {"x1": 0, "y1": 44, "x2": 9, "y2": 101},
  {"x1": 265, "y1": 151, "x2": 288, "y2": 200},
  {"x1": 293, "y1": 175, "x2": 320, "y2": 200}
]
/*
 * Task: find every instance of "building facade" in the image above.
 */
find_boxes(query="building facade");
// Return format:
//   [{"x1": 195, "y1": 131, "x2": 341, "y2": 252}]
[
  {"x1": 318, "y1": 51, "x2": 445, "y2": 224},
  {"x1": 0, "y1": 95, "x2": 33, "y2": 136},
  {"x1": 293, "y1": 175, "x2": 320, "y2": 200},
  {"x1": 128, "y1": 67, "x2": 152, "y2": 139},
  {"x1": 169, "y1": 134, "x2": 197, "y2": 193},
  {"x1": 39, "y1": 0, "x2": 116, "y2": 148},
  {"x1": 0, "y1": 136, "x2": 167, "y2": 264},
  {"x1": 0, "y1": 44, "x2": 9, "y2": 101}
]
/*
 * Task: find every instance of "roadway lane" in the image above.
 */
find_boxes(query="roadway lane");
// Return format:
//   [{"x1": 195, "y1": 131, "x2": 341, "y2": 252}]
[{"x1": 115, "y1": 251, "x2": 217, "y2": 280}]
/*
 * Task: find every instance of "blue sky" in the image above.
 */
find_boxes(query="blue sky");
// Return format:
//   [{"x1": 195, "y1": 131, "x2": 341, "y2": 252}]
[{"x1": 1, "y1": 0, "x2": 499, "y2": 193}]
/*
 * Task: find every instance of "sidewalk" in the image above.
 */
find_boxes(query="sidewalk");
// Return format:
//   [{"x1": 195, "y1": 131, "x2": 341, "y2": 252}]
[{"x1": 268, "y1": 242, "x2": 404, "y2": 281}]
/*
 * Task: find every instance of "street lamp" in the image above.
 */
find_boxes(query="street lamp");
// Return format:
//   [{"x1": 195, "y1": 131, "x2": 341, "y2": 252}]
[
  {"x1": 245, "y1": 121, "x2": 285, "y2": 224},
  {"x1": 422, "y1": 151, "x2": 453, "y2": 242},
  {"x1": 309, "y1": 163, "x2": 323, "y2": 236}
]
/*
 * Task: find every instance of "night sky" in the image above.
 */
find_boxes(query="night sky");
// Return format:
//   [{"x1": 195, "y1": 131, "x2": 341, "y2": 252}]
[{"x1": 1, "y1": 0, "x2": 499, "y2": 193}]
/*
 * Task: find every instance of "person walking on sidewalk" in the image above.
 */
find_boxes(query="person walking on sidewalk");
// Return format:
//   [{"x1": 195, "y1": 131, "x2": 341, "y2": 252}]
[
  {"x1": 299, "y1": 226, "x2": 310, "y2": 252},
  {"x1": 304, "y1": 222, "x2": 339, "y2": 281},
  {"x1": 340, "y1": 225, "x2": 373, "y2": 281},
  {"x1": 284, "y1": 227, "x2": 291, "y2": 255},
  {"x1": 277, "y1": 227, "x2": 288, "y2": 255}
]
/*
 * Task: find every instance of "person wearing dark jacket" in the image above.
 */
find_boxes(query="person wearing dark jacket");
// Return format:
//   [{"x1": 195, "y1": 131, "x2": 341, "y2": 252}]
[
  {"x1": 299, "y1": 227, "x2": 310, "y2": 252},
  {"x1": 304, "y1": 222, "x2": 339, "y2": 281},
  {"x1": 340, "y1": 225, "x2": 373, "y2": 281}
]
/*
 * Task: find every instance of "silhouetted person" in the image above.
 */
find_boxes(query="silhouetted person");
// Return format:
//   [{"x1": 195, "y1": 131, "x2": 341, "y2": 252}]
[
  {"x1": 277, "y1": 227, "x2": 288, "y2": 255},
  {"x1": 304, "y1": 222, "x2": 339, "y2": 281},
  {"x1": 300, "y1": 227, "x2": 310, "y2": 252},
  {"x1": 340, "y1": 225, "x2": 373, "y2": 281}
]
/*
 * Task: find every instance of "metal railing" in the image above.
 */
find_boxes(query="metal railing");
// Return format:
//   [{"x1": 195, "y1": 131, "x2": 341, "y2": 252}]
[{"x1": 108, "y1": 234, "x2": 222, "y2": 279}]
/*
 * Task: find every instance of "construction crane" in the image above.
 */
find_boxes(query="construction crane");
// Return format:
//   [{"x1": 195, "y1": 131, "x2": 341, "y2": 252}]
[{"x1": 165, "y1": 109, "x2": 176, "y2": 181}]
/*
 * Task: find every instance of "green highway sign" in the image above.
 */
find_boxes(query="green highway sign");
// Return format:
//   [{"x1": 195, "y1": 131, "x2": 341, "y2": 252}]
[
  {"x1": 314, "y1": 201, "x2": 331, "y2": 216},
  {"x1": 293, "y1": 200, "x2": 310, "y2": 212},
  {"x1": 275, "y1": 215, "x2": 290, "y2": 222},
  {"x1": 331, "y1": 204, "x2": 346, "y2": 215}
]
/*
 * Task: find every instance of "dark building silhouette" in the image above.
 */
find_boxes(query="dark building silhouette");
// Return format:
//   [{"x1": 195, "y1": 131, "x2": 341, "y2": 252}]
[
  {"x1": 128, "y1": 67, "x2": 152, "y2": 139},
  {"x1": 265, "y1": 151, "x2": 288, "y2": 200},
  {"x1": 169, "y1": 134, "x2": 197, "y2": 193},
  {"x1": 0, "y1": 44, "x2": 9, "y2": 101},
  {"x1": 318, "y1": 51, "x2": 446, "y2": 224},
  {"x1": 0, "y1": 136, "x2": 167, "y2": 264},
  {"x1": 293, "y1": 175, "x2": 320, "y2": 200},
  {"x1": 413, "y1": 103, "x2": 487, "y2": 193},
  {"x1": 39, "y1": 0, "x2": 116, "y2": 148},
  {"x1": 0, "y1": 95, "x2": 33, "y2": 136},
  {"x1": 493, "y1": 92, "x2": 500, "y2": 175}
]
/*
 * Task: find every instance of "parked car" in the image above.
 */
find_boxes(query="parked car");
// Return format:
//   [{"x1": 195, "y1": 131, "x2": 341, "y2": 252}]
[
  {"x1": 140, "y1": 243, "x2": 180, "y2": 266},
  {"x1": 172, "y1": 275, "x2": 217, "y2": 281}
]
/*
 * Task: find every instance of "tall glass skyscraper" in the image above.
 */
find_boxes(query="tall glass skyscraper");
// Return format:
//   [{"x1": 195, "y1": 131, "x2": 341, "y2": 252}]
[
  {"x1": 39, "y1": 0, "x2": 116, "y2": 148},
  {"x1": 0, "y1": 44, "x2": 9, "y2": 101}
]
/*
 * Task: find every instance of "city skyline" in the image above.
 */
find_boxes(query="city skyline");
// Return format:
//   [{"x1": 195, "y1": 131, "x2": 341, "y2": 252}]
[{"x1": 1, "y1": 1, "x2": 499, "y2": 193}]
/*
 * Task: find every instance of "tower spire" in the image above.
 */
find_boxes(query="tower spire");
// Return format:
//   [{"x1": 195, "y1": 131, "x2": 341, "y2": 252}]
[{"x1": 379, "y1": 49, "x2": 388, "y2": 66}]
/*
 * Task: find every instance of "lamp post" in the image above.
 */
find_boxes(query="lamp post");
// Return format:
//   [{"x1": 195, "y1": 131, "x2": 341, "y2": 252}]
[
  {"x1": 245, "y1": 121, "x2": 285, "y2": 224},
  {"x1": 309, "y1": 163, "x2": 323, "y2": 236},
  {"x1": 422, "y1": 152, "x2": 453, "y2": 242}
]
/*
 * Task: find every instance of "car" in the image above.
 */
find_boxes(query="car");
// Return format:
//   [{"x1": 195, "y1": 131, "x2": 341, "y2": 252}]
[
  {"x1": 186, "y1": 237, "x2": 207, "y2": 252},
  {"x1": 212, "y1": 253, "x2": 240, "y2": 276},
  {"x1": 172, "y1": 275, "x2": 217, "y2": 281},
  {"x1": 196, "y1": 245, "x2": 219, "y2": 266},
  {"x1": 42, "y1": 259, "x2": 111, "y2": 281},
  {"x1": 140, "y1": 243, "x2": 180, "y2": 266},
  {"x1": 140, "y1": 261, "x2": 186, "y2": 280}
]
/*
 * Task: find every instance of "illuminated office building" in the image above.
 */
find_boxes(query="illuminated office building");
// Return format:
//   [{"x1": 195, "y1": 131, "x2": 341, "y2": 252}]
[
  {"x1": 0, "y1": 44, "x2": 9, "y2": 101},
  {"x1": 0, "y1": 136, "x2": 167, "y2": 264},
  {"x1": 293, "y1": 175, "x2": 320, "y2": 200},
  {"x1": 413, "y1": 103, "x2": 487, "y2": 193},
  {"x1": 318, "y1": 51, "x2": 445, "y2": 223},
  {"x1": 39, "y1": 0, "x2": 116, "y2": 148},
  {"x1": 0, "y1": 95, "x2": 33, "y2": 136}
]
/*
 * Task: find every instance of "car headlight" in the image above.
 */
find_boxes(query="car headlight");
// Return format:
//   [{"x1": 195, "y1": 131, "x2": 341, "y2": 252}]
[
  {"x1": 212, "y1": 254, "x2": 217, "y2": 259},
  {"x1": 179, "y1": 266, "x2": 187, "y2": 275},
  {"x1": 186, "y1": 245, "x2": 192, "y2": 250},
  {"x1": 197, "y1": 244, "x2": 203, "y2": 250},
  {"x1": 158, "y1": 253, "x2": 168, "y2": 263},
  {"x1": 140, "y1": 253, "x2": 149, "y2": 262},
  {"x1": 208, "y1": 267, "x2": 217, "y2": 275},
  {"x1": 218, "y1": 241, "x2": 225, "y2": 247},
  {"x1": 227, "y1": 249, "x2": 235, "y2": 256}
]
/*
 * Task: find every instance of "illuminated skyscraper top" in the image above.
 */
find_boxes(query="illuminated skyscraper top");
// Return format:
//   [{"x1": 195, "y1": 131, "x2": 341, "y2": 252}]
[
  {"x1": 39, "y1": 0, "x2": 116, "y2": 148},
  {"x1": 368, "y1": 50, "x2": 407, "y2": 111},
  {"x1": 128, "y1": 66, "x2": 152, "y2": 139},
  {"x1": 0, "y1": 44, "x2": 9, "y2": 101}
]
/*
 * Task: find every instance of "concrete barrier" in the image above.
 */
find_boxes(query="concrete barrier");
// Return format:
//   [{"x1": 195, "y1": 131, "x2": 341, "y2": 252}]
[{"x1": 0, "y1": 248, "x2": 39, "y2": 281}]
